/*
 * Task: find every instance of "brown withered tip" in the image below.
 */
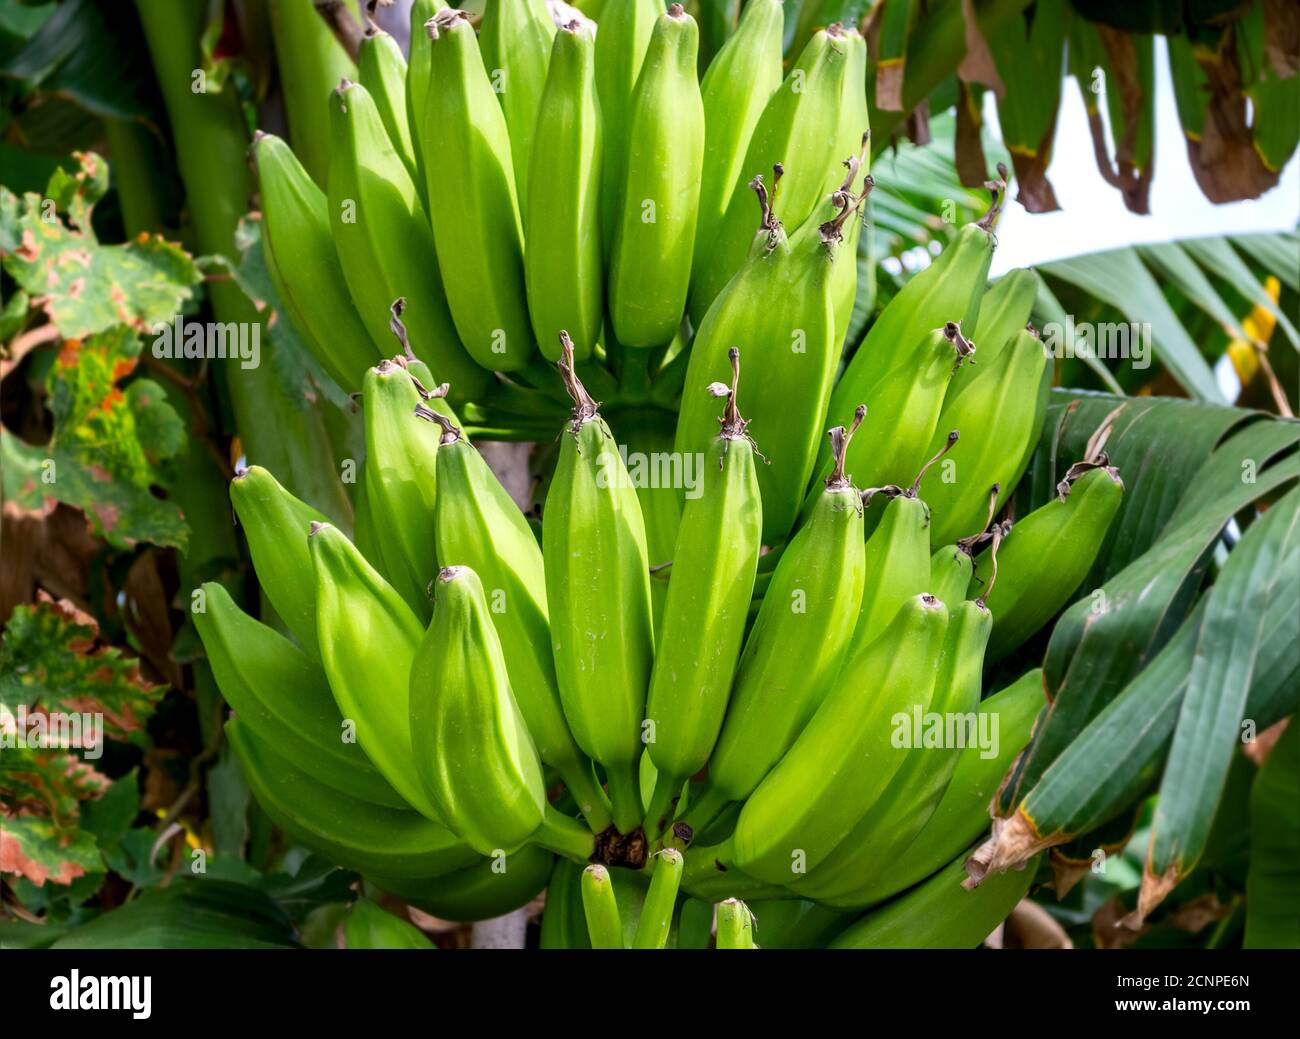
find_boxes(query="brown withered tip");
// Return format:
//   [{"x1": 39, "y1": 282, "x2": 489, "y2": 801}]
[
  {"x1": 308, "y1": 521, "x2": 327, "y2": 537},
  {"x1": 438, "y1": 565, "x2": 466, "y2": 583},
  {"x1": 668, "y1": 2, "x2": 686, "y2": 17},
  {"x1": 672, "y1": 821, "x2": 694, "y2": 845}
]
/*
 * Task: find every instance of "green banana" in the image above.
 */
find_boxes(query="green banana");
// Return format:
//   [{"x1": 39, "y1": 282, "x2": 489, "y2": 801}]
[
  {"x1": 928, "y1": 483, "x2": 1002, "y2": 604},
  {"x1": 822, "y1": 172, "x2": 1007, "y2": 472},
  {"x1": 405, "y1": 0, "x2": 446, "y2": 193},
  {"x1": 409, "y1": 566, "x2": 547, "y2": 855},
  {"x1": 853, "y1": 435, "x2": 958, "y2": 648},
  {"x1": 694, "y1": 406, "x2": 868, "y2": 823},
  {"x1": 360, "y1": 357, "x2": 441, "y2": 619},
  {"x1": 543, "y1": 334, "x2": 656, "y2": 833},
  {"x1": 357, "y1": 29, "x2": 418, "y2": 185},
  {"x1": 834, "y1": 668, "x2": 1046, "y2": 908},
  {"x1": 966, "y1": 266, "x2": 1039, "y2": 371},
  {"x1": 422, "y1": 8, "x2": 533, "y2": 371},
  {"x1": 343, "y1": 898, "x2": 434, "y2": 949},
  {"x1": 227, "y1": 718, "x2": 479, "y2": 880},
  {"x1": 828, "y1": 847, "x2": 1040, "y2": 948},
  {"x1": 540, "y1": 859, "x2": 591, "y2": 948},
  {"x1": 643, "y1": 349, "x2": 762, "y2": 833},
  {"x1": 725, "y1": 592, "x2": 950, "y2": 886},
  {"x1": 480, "y1": 0, "x2": 557, "y2": 200},
  {"x1": 973, "y1": 461, "x2": 1125, "y2": 661},
  {"x1": 826, "y1": 322, "x2": 973, "y2": 499},
  {"x1": 793, "y1": 596, "x2": 993, "y2": 903},
  {"x1": 327, "y1": 79, "x2": 484, "y2": 399},
  {"x1": 608, "y1": 4, "x2": 705, "y2": 349},
  {"x1": 252, "y1": 132, "x2": 378, "y2": 393},
  {"x1": 694, "y1": 0, "x2": 784, "y2": 261},
  {"x1": 195, "y1": 581, "x2": 404, "y2": 808},
  {"x1": 675, "y1": 171, "x2": 867, "y2": 543},
  {"x1": 689, "y1": 23, "x2": 854, "y2": 323},
  {"x1": 715, "y1": 898, "x2": 756, "y2": 949},
  {"x1": 631, "y1": 848, "x2": 685, "y2": 949},
  {"x1": 375, "y1": 842, "x2": 555, "y2": 923},
  {"x1": 524, "y1": 19, "x2": 603, "y2": 362},
  {"x1": 830, "y1": 28, "x2": 871, "y2": 351},
  {"x1": 581, "y1": 864, "x2": 625, "y2": 948},
  {"x1": 416, "y1": 403, "x2": 612, "y2": 834},
  {"x1": 595, "y1": 0, "x2": 664, "y2": 251},
  {"x1": 923, "y1": 326, "x2": 1053, "y2": 546},
  {"x1": 229, "y1": 465, "x2": 326, "y2": 661},
  {"x1": 308, "y1": 521, "x2": 440, "y2": 821}
]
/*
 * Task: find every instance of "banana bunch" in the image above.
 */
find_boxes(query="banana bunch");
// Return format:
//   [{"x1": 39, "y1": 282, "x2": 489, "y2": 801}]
[{"x1": 206, "y1": 4, "x2": 1134, "y2": 945}]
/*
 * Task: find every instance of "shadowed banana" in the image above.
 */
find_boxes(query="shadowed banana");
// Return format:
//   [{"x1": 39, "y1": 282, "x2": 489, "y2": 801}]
[
  {"x1": 480, "y1": 0, "x2": 557, "y2": 200},
  {"x1": 357, "y1": 29, "x2": 418, "y2": 186}
]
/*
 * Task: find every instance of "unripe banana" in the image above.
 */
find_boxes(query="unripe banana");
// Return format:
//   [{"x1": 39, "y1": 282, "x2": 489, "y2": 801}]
[
  {"x1": 615, "y1": 407, "x2": 683, "y2": 632},
  {"x1": 405, "y1": 0, "x2": 446, "y2": 192},
  {"x1": 827, "y1": 846, "x2": 1040, "y2": 948},
  {"x1": 252, "y1": 132, "x2": 378, "y2": 393},
  {"x1": 327, "y1": 79, "x2": 485, "y2": 399},
  {"x1": 824, "y1": 322, "x2": 972, "y2": 499},
  {"x1": 357, "y1": 29, "x2": 418, "y2": 185},
  {"x1": 929, "y1": 483, "x2": 1002, "y2": 604},
  {"x1": 822, "y1": 176, "x2": 1007, "y2": 470},
  {"x1": 631, "y1": 848, "x2": 685, "y2": 949},
  {"x1": 643, "y1": 350, "x2": 762, "y2": 833},
  {"x1": 195, "y1": 581, "x2": 404, "y2": 808},
  {"x1": 967, "y1": 266, "x2": 1038, "y2": 371},
  {"x1": 480, "y1": 0, "x2": 557, "y2": 199},
  {"x1": 608, "y1": 5, "x2": 705, "y2": 349},
  {"x1": 582, "y1": 864, "x2": 625, "y2": 948},
  {"x1": 726, "y1": 593, "x2": 950, "y2": 886},
  {"x1": 675, "y1": 173, "x2": 867, "y2": 543},
  {"x1": 422, "y1": 9, "x2": 533, "y2": 371},
  {"x1": 836, "y1": 668, "x2": 1046, "y2": 908},
  {"x1": 543, "y1": 334, "x2": 656, "y2": 833},
  {"x1": 973, "y1": 462, "x2": 1124, "y2": 661},
  {"x1": 360, "y1": 357, "x2": 442, "y2": 619},
  {"x1": 923, "y1": 326, "x2": 1052, "y2": 546},
  {"x1": 308, "y1": 521, "x2": 441, "y2": 821},
  {"x1": 524, "y1": 19, "x2": 603, "y2": 362},
  {"x1": 695, "y1": 408, "x2": 867, "y2": 822},
  {"x1": 229, "y1": 465, "x2": 326, "y2": 660},
  {"x1": 409, "y1": 566, "x2": 548, "y2": 855},
  {"x1": 417, "y1": 403, "x2": 611, "y2": 833},
  {"x1": 595, "y1": 0, "x2": 664, "y2": 251},
  {"x1": 694, "y1": 0, "x2": 784, "y2": 260},
  {"x1": 689, "y1": 24, "x2": 853, "y2": 323},
  {"x1": 794, "y1": 597, "x2": 993, "y2": 903},
  {"x1": 227, "y1": 718, "x2": 479, "y2": 880},
  {"x1": 373, "y1": 842, "x2": 555, "y2": 924},
  {"x1": 853, "y1": 435, "x2": 958, "y2": 648},
  {"x1": 830, "y1": 28, "x2": 871, "y2": 349},
  {"x1": 715, "y1": 898, "x2": 756, "y2": 949}
]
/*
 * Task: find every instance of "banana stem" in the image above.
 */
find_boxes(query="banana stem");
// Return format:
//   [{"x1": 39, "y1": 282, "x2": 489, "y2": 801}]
[
  {"x1": 533, "y1": 806, "x2": 597, "y2": 864},
  {"x1": 580, "y1": 864, "x2": 624, "y2": 949},
  {"x1": 631, "y1": 848, "x2": 683, "y2": 949},
  {"x1": 557, "y1": 761, "x2": 614, "y2": 834},
  {"x1": 604, "y1": 761, "x2": 645, "y2": 836},
  {"x1": 642, "y1": 770, "x2": 685, "y2": 838},
  {"x1": 676, "y1": 781, "x2": 732, "y2": 839},
  {"x1": 715, "y1": 898, "x2": 755, "y2": 949}
]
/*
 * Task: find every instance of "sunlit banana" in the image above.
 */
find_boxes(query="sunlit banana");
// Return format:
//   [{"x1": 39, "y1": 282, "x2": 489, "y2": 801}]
[
  {"x1": 308, "y1": 521, "x2": 442, "y2": 821},
  {"x1": 525, "y1": 18, "x2": 603, "y2": 361},
  {"x1": 195, "y1": 581, "x2": 404, "y2": 808},
  {"x1": 715, "y1": 898, "x2": 756, "y2": 949},
  {"x1": 357, "y1": 28, "x2": 418, "y2": 185},
  {"x1": 973, "y1": 460, "x2": 1124, "y2": 661},
  {"x1": 608, "y1": 4, "x2": 705, "y2": 349},
  {"x1": 929, "y1": 483, "x2": 1002, "y2": 604},
  {"x1": 543, "y1": 333, "x2": 656, "y2": 833},
  {"x1": 416, "y1": 403, "x2": 612, "y2": 833},
  {"x1": 480, "y1": 0, "x2": 557, "y2": 200},
  {"x1": 422, "y1": 8, "x2": 533, "y2": 370},
  {"x1": 229, "y1": 465, "x2": 327, "y2": 660},
  {"x1": 690, "y1": 406, "x2": 868, "y2": 829},
  {"x1": 694, "y1": 0, "x2": 784, "y2": 261},
  {"x1": 405, "y1": 0, "x2": 445, "y2": 193},
  {"x1": 581, "y1": 864, "x2": 625, "y2": 948},
  {"x1": 631, "y1": 848, "x2": 684, "y2": 948},
  {"x1": 724, "y1": 593, "x2": 950, "y2": 886},
  {"x1": 252, "y1": 132, "x2": 378, "y2": 393},
  {"x1": 643, "y1": 349, "x2": 762, "y2": 834}
]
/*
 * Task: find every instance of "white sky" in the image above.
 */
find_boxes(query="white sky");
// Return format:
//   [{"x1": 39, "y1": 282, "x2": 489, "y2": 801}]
[{"x1": 987, "y1": 43, "x2": 1300, "y2": 277}]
